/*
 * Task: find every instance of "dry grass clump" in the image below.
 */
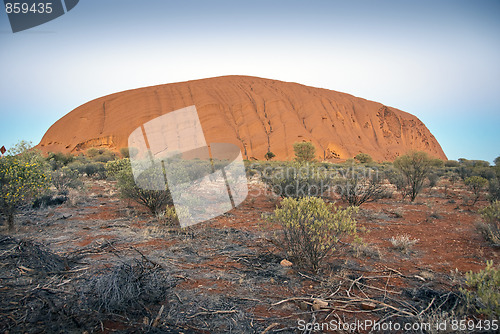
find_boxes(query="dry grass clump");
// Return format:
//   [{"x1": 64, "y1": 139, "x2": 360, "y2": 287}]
[
  {"x1": 390, "y1": 234, "x2": 419, "y2": 255},
  {"x1": 82, "y1": 258, "x2": 173, "y2": 313}
]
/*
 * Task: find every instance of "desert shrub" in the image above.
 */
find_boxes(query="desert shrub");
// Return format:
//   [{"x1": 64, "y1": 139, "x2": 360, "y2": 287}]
[
  {"x1": 0, "y1": 155, "x2": 50, "y2": 230},
  {"x1": 68, "y1": 160, "x2": 106, "y2": 179},
  {"x1": 427, "y1": 172, "x2": 440, "y2": 188},
  {"x1": 354, "y1": 153, "x2": 373, "y2": 164},
  {"x1": 334, "y1": 166, "x2": 385, "y2": 206},
  {"x1": 46, "y1": 152, "x2": 74, "y2": 170},
  {"x1": 265, "y1": 197, "x2": 358, "y2": 272},
  {"x1": 390, "y1": 234, "x2": 419, "y2": 255},
  {"x1": 51, "y1": 166, "x2": 82, "y2": 192},
  {"x1": 465, "y1": 176, "x2": 488, "y2": 205},
  {"x1": 477, "y1": 201, "x2": 500, "y2": 246},
  {"x1": 488, "y1": 178, "x2": 500, "y2": 202},
  {"x1": 457, "y1": 165, "x2": 473, "y2": 180},
  {"x1": 393, "y1": 151, "x2": 434, "y2": 201},
  {"x1": 119, "y1": 147, "x2": 138, "y2": 159},
  {"x1": 461, "y1": 261, "x2": 500, "y2": 318},
  {"x1": 445, "y1": 160, "x2": 460, "y2": 168},
  {"x1": 430, "y1": 158, "x2": 445, "y2": 168},
  {"x1": 494, "y1": 156, "x2": 500, "y2": 167},
  {"x1": 105, "y1": 158, "x2": 131, "y2": 179},
  {"x1": 86, "y1": 147, "x2": 116, "y2": 163},
  {"x1": 83, "y1": 259, "x2": 172, "y2": 313},
  {"x1": 262, "y1": 162, "x2": 331, "y2": 198},
  {"x1": 115, "y1": 166, "x2": 172, "y2": 215},
  {"x1": 293, "y1": 142, "x2": 316, "y2": 162},
  {"x1": 264, "y1": 151, "x2": 276, "y2": 161}
]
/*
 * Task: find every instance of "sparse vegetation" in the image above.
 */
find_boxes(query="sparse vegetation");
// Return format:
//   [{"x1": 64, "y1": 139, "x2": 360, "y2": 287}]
[
  {"x1": 354, "y1": 152, "x2": 373, "y2": 164},
  {"x1": 262, "y1": 162, "x2": 331, "y2": 198},
  {"x1": 0, "y1": 150, "x2": 50, "y2": 230},
  {"x1": 293, "y1": 141, "x2": 316, "y2": 162},
  {"x1": 464, "y1": 175, "x2": 488, "y2": 205},
  {"x1": 115, "y1": 164, "x2": 173, "y2": 215},
  {"x1": 334, "y1": 166, "x2": 386, "y2": 206},
  {"x1": 264, "y1": 151, "x2": 275, "y2": 161},
  {"x1": 477, "y1": 200, "x2": 500, "y2": 246},
  {"x1": 266, "y1": 196, "x2": 358, "y2": 272},
  {"x1": 390, "y1": 234, "x2": 419, "y2": 255},
  {"x1": 393, "y1": 151, "x2": 434, "y2": 201},
  {"x1": 462, "y1": 261, "x2": 500, "y2": 318}
]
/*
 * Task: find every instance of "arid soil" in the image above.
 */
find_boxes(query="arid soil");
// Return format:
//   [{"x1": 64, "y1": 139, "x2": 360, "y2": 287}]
[{"x1": 1, "y1": 178, "x2": 497, "y2": 333}]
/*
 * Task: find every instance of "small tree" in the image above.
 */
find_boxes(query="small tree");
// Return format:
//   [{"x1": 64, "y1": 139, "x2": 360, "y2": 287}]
[
  {"x1": 266, "y1": 197, "x2": 357, "y2": 272},
  {"x1": 354, "y1": 153, "x2": 373, "y2": 164},
  {"x1": 0, "y1": 155, "x2": 50, "y2": 230},
  {"x1": 293, "y1": 142, "x2": 316, "y2": 162},
  {"x1": 393, "y1": 151, "x2": 433, "y2": 201},
  {"x1": 495, "y1": 156, "x2": 500, "y2": 167},
  {"x1": 465, "y1": 176, "x2": 488, "y2": 205},
  {"x1": 264, "y1": 151, "x2": 276, "y2": 161}
]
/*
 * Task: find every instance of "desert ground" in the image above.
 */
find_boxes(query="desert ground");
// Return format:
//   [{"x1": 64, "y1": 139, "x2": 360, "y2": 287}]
[{"x1": 1, "y1": 159, "x2": 498, "y2": 334}]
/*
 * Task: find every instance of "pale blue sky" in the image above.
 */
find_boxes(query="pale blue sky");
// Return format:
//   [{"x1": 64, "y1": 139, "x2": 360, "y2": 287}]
[{"x1": 0, "y1": 0, "x2": 499, "y2": 162}]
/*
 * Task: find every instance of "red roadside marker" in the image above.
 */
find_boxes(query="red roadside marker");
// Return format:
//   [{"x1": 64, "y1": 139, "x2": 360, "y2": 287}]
[{"x1": 0, "y1": 146, "x2": 6, "y2": 155}]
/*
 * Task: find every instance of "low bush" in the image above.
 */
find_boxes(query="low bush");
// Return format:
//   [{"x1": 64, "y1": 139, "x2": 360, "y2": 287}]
[
  {"x1": 115, "y1": 166, "x2": 172, "y2": 215},
  {"x1": 465, "y1": 176, "x2": 488, "y2": 205},
  {"x1": 105, "y1": 158, "x2": 131, "y2": 179},
  {"x1": 0, "y1": 155, "x2": 50, "y2": 230},
  {"x1": 354, "y1": 153, "x2": 373, "y2": 164},
  {"x1": 265, "y1": 197, "x2": 358, "y2": 272},
  {"x1": 461, "y1": 261, "x2": 500, "y2": 318},
  {"x1": 334, "y1": 167, "x2": 385, "y2": 206},
  {"x1": 83, "y1": 259, "x2": 173, "y2": 314},
  {"x1": 293, "y1": 142, "x2": 316, "y2": 162},
  {"x1": 477, "y1": 201, "x2": 500, "y2": 246},
  {"x1": 390, "y1": 234, "x2": 419, "y2": 255},
  {"x1": 51, "y1": 166, "x2": 82, "y2": 192},
  {"x1": 262, "y1": 162, "x2": 331, "y2": 198}
]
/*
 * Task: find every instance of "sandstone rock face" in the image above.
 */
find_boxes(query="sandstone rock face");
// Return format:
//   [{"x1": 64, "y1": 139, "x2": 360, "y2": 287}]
[{"x1": 37, "y1": 76, "x2": 446, "y2": 161}]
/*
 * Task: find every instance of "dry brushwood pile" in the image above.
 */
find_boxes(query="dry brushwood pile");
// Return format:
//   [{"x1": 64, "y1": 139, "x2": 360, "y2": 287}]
[{"x1": 0, "y1": 177, "x2": 499, "y2": 333}]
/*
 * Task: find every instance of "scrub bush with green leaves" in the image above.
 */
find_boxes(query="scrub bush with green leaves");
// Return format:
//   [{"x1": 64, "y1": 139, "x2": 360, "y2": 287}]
[
  {"x1": 266, "y1": 196, "x2": 358, "y2": 272},
  {"x1": 477, "y1": 200, "x2": 500, "y2": 246},
  {"x1": 461, "y1": 261, "x2": 500, "y2": 318},
  {"x1": 0, "y1": 155, "x2": 50, "y2": 230}
]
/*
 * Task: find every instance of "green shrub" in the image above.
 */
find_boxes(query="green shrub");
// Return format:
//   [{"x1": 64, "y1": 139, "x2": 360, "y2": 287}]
[
  {"x1": 488, "y1": 178, "x2": 500, "y2": 202},
  {"x1": 495, "y1": 156, "x2": 500, "y2": 167},
  {"x1": 461, "y1": 261, "x2": 500, "y2": 318},
  {"x1": 265, "y1": 197, "x2": 358, "y2": 272},
  {"x1": 465, "y1": 176, "x2": 488, "y2": 205},
  {"x1": 86, "y1": 147, "x2": 116, "y2": 163},
  {"x1": 293, "y1": 142, "x2": 316, "y2": 162},
  {"x1": 354, "y1": 153, "x2": 373, "y2": 164},
  {"x1": 262, "y1": 162, "x2": 331, "y2": 198},
  {"x1": 0, "y1": 155, "x2": 50, "y2": 230},
  {"x1": 51, "y1": 166, "x2": 82, "y2": 193},
  {"x1": 393, "y1": 151, "x2": 434, "y2": 201},
  {"x1": 445, "y1": 160, "x2": 460, "y2": 168},
  {"x1": 477, "y1": 201, "x2": 500, "y2": 246},
  {"x1": 115, "y1": 166, "x2": 172, "y2": 215},
  {"x1": 334, "y1": 167, "x2": 385, "y2": 206},
  {"x1": 264, "y1": 151, "x2": 276, "y2": 161},
  {"x1": 46, "y1": 152, "x2": 74, "y2": 170},
  {"x1": 105, "y1": 158, "x2": 131, "y2": 179}
]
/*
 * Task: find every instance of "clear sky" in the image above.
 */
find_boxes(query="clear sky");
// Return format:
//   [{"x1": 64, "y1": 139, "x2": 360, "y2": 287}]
[{"x1": 1, "y1": 0, "x2": 499, "y2": 162}]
